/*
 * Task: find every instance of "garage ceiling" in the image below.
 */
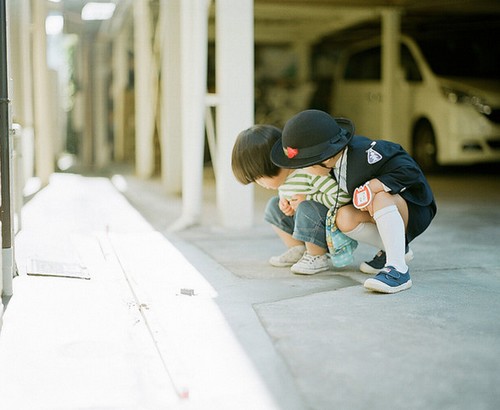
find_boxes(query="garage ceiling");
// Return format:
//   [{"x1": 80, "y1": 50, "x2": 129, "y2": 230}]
[
  {"x1": 256, "y1": 0, "x2": 500, "y2": 12},
  {"x1": 54, "y1": 0, "x2": 500, "y2": 42},
  {"x1": 253, "y1": 0, "x2": 500, "y2": 42}
]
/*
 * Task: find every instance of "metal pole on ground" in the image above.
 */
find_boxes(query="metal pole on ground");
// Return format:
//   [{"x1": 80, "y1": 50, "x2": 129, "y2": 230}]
[{"x1": 0, "y1": 0, "x2": 14, "y2": 297}]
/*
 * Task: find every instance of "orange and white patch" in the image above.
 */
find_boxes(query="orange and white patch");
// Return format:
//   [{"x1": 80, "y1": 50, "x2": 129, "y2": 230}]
[{"x1": 353, "y1": 183, "x2": 373, "y2": 209}]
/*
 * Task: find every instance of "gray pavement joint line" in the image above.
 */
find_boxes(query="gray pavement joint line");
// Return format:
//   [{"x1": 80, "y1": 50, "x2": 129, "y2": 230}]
[
  {"x1": 250, "y1": 282, "x2": 361, "y2": 309},
  {"x1": 412, "y1": 266, "x2": 500, "y2": 273},
  {"x1": 250, "y1": 306, "x2": 315, "y2": 410},
  {"x1": 102, "y1": 231, "x2": 189, "y2": 400}
]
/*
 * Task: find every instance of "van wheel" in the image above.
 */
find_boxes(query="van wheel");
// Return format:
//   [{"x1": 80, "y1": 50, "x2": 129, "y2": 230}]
[{"x1": 413, "y1": 122, "x2": 438, "y2": 173}]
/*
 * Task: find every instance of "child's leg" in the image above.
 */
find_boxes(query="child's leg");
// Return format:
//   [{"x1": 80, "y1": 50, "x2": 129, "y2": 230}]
[
  {"x1": 371, "y1": 192, "x2": 409, "y2": 272},
  {"x1": 305, "y1": 242, "x2": 328, "y2": 256},
  {"x1": 336, "y1": 205, "x2": 384, "y2": 248},
  {"x1": 265, "y1": 196, "x2": 304, "y2": 246},
  {"x1": 337, "y1": 195, "x2": 411, "y2": 271},
  {"x1": 363, "y1": 193, "x2": 412, "y2": 293},
  {"x1": 342, "y1": 221, "x2": 384, "y2": 250},
  {"x1": 373, "y1": 206, "x2": 407, "y2": 272},
  {"x1": 290, "y1": 200, "x2": 330, "y2": 275},
  {"x1": 265, "y1": 198, "x2": 330, "y2": 274},
  {"x1": 336, "y1": 204, "x2": 373, "y2": 232},
  {"x1": 339, "y1": 203, "x2": 415, "y2": 275},
  {"x1": 265, "y1": 196, "x2": 305, "y2": 267},
  {"x1": 271, "y1": 225, "x2": 304, "y2": 248},
  {"x1": 292, "y1": 200, "x2": 329, "y2": 256}
]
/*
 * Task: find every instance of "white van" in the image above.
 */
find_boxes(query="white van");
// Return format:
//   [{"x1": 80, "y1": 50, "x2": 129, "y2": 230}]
[{"x1": 331, "y1": 34, "x2": 500, "y2": 171}]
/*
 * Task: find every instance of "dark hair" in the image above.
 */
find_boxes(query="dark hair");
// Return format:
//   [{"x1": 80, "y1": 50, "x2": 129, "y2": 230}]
[{"x1": 231, "y1": 125, "x2": 282, "y2": 185}]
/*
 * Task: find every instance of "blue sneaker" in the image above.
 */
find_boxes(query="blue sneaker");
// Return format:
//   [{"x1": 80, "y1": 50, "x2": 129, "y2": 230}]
[
  {"x1": 364, "y1": 266, "x2": 412, "y2": 293},
  {"x1": 360, "y1": 246, "x2": 414, "y2": 274}
]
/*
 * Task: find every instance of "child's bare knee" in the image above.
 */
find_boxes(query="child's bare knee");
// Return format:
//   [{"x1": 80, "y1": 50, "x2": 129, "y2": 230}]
[{"x1": 336, "y1": 205, "x2": 354, "y2": 231}]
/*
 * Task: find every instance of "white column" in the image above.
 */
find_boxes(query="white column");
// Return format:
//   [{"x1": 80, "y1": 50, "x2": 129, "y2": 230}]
[
  {"x1": 381, "y1": 8, "x2": 401, "y2": 139},
  {"x1": 133, "y1": 0, "x2": 155, "y2": 178},
  {"x1": 7, "y1": 0, "x2": 34, "y2": 181},
  {"x1": 94, "y1": 37, "x2": 110, "y2": 168},
  {"x1": 169, "y1": 0, "x2": 210, "y2": 230},
  {"x1": 17, "y1": 0, "x2": 34, "y2": 180},
  {"x1": 160, "y1": 0, "x2": 182, "y2": 194},
  {"x1": 81, "y1": 37, "x2": 93, "y2": 166},
  {"x1": 7, "y1": 0, "x2": 21, "y2": 123},
  {"x1": 112, "y1": 26, "x2": 128, "y2": 162},
  {"x1": 216, "y1": 0, "x2": 254, "y2": 228},
  {"x1": 31, "y1": 0, "x2": 54, "y2": 184}
]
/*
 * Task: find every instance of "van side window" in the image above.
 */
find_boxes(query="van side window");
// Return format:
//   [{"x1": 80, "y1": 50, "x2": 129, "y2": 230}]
[
  {"x1": 344, "y1": 46, "x2": 381, "y2": 80},
  {"x1": 344, "y1": 45, "x2": 422, "y2": 82},
  {"x1": 401, "y1": 44, "x2": 422, "y2": 82}
]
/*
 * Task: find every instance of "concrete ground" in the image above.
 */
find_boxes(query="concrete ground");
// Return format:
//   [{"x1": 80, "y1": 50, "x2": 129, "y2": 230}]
[{"x1": 0, "y1": 164, "x2": 499, "y2": 410}]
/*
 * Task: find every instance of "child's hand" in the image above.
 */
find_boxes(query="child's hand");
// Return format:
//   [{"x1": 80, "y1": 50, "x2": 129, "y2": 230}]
[
  {"x1": 279, "y1": 197, "x2": 295, "y2": 216},
  {"x1": 289, "y1": 194, "x2": 306, "y2": 210}
]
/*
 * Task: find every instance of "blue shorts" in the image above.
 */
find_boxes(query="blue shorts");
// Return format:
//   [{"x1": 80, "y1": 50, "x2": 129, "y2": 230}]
[{"x1": 264, "y1": 196, "x2": 329, "y2": 249}]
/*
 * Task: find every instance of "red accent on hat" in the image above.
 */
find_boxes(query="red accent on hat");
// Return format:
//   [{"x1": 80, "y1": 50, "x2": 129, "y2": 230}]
[{"x1": 286, "y1": 147, "x2": 299, "y2": 158}]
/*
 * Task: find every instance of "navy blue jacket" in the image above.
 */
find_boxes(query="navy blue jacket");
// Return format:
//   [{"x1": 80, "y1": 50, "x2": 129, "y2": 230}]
[{"x1": 333, "y1": 136, "x2": 435, "y2": 207}]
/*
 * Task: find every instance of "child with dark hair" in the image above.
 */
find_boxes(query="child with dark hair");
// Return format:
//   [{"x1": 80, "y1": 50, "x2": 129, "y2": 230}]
[{"x1": 232, "y1": 124, "x2": 354, "y2": 275}]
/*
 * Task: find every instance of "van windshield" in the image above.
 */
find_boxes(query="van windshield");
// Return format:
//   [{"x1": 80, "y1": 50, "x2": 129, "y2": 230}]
[{"x1": 416, "y1": 36, "x2": 500, "y2": 80}]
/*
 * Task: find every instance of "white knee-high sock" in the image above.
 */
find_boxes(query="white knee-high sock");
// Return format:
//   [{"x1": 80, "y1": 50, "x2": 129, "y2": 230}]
[
  {"x1": 344, "y1": 222, "x2": 384, "y2": 250},
  {"x1": 373, "y1": 205, "x2": 408, "y2": 273}
]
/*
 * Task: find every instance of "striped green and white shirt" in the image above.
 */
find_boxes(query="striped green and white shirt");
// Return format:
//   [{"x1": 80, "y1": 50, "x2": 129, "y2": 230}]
[{"x1": 279, "y1": 169, "x2": 351, "y2": 209}]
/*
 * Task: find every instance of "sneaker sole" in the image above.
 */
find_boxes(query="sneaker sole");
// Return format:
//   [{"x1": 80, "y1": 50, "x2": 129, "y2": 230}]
[
  {"x1": 291, "y1": 266, "x2": 330, "y2": 275},
  {"x1": 359, "y1": 249, "x2": 415, "y2": 274},
  {"x1": 359, "y1": 262, "x2": 383, "y2": 275},
  {"x1": 269, "y1": 260, "x2": 295, "y2": 267},
  {"x1": 363, "y1": 278, "x2": 412, "y2": 294}
]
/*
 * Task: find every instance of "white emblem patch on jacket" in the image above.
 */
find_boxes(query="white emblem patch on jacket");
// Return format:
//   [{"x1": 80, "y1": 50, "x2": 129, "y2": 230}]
[{"x1": 366, "y1": 141, "x2": 383, "y2": 164}]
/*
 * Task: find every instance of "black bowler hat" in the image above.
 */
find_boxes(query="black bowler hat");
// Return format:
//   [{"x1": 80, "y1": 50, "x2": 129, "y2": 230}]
[{"x1": 271, "y1": 109, "x2": 354, "y2": 168}]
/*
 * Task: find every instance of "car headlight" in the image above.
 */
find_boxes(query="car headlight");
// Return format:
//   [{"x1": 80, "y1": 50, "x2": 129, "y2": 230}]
[{"x1": 441, "y1": 86, "x2": 492, "y2": 115}]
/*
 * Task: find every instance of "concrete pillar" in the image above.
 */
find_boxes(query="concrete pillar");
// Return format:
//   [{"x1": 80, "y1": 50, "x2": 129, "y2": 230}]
[
  {"x1": 112, "y1": 25, "x2": 128, "y2": 162},
  {"x1": 133, "y1": 0, "x2": 155, "y2": 178},
  {"x1": 381, "y1": 8, "x2": 401, "y2": 139},
  {"x1": 68, "y1": 25, "x2": 86, "y2": 165},
  {"x1": 18, "y1": 0, "x2": 34, "y2": 180},
  {"x1": 215, "y1": 0, "x2": 254, "y2": 228},
  {"x1": 94, "y1": 37, "x2": 110, "y2": 168},
  {"x1": 169, "y1": 0, "x2": 210, "y2": 230},
  {"x1": 7, "y1": 0, "x2": 34, "y2": 181},
  {"x1": 81, "y1": 36, "x2": 93, "y2": 166},
  {"x1": 32, "y1": 0, "x2": 54, "y2": 184},
  {"x1": 7, "y1": 0, "x2": 21, "y2": 123},
  {"x1": 160, "y1": 0, "x2": 182, "y2": 194}
]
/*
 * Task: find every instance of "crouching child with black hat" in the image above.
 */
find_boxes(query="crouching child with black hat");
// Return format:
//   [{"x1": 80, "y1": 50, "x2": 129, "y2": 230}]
[{"x1": 271, "y1": 109, "x2": 437, "y2": 294}]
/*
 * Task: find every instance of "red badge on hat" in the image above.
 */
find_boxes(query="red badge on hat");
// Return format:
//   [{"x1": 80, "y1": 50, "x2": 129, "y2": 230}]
[
  {"x1": 286, "y1": 147, "x2": 299, "y2": 159},
  {"x1": 353, "y1": 182, "x2": 373, "y2": 209}
]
